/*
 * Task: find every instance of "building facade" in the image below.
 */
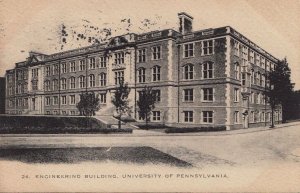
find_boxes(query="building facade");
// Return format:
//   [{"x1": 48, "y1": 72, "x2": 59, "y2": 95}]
[{"x1": 5, "y1": 13, "x2": 282, "y2": 130}]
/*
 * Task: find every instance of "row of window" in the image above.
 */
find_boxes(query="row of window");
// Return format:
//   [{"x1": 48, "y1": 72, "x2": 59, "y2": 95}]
[
  {"x1": 182, "y1": 40, "x2": 214, "y2": 58},
  {"x1": 45, "y1": 110, "x2": 78, "y2": 115},
  {"x1": 45, "y1": 94, "x2": 107, "y2": 106},
  {"x1": 233, "y1": 40, "x2": 275, "y2": 71},
  {"x1": 234, "y1": 63, "x2": 267, "y2": 87},
  {"x1": 183, "y1": 88, "x2": 214, "y2": 102},
  {"x1": 45, "y1": 57, "x2": 107, "y2": 76},
  {"x1": 138, "y1": 110, "x2": 214, "y2": 123},
  {"x1": 44, "y1": 73, "x2": 107, "y2": 91}
]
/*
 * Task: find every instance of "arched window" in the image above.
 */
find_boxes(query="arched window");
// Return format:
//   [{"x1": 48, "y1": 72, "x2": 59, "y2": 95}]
[
  {"x1": 152, "y1": 66, "x2": 161, "y2": 81},
  {"x1": 138, "y1": 68, "x2": 146, "y2": 83},
  {"x1": 79, "y1": 76, "x2": 85, "y2": 88},
  {"x1": 234, "y1": 62, "x2": 240, "y2": 80},
  {"x1": 44, "y1": 80, "x2": 50, "y2": 91},
  {"x1": 89, "y1": 74, "x2": 95, "y2": 87},
  {"x1": 100, "y1": 73, "x2": 106, "y2": 86},
  {"x1": 183, "y1": 64, "x2": 194, "y2": 80},
  {"x1": 53, "y1": 79, "x2": 59, "y2": 91},
  {"x1": 202, "y1": 61, "x2": 213, "y2": 79},
  {"x1": 61, "y1": 78, "x2": 67, "y2": 90},
  {"x1": 70, "y1": 77, "x2": 76, "y2": 89}
]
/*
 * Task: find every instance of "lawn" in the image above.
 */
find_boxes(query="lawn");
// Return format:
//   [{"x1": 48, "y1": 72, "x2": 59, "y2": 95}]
[{"x1": 0, "y1": 147, "x2": 192, "y2": 168}]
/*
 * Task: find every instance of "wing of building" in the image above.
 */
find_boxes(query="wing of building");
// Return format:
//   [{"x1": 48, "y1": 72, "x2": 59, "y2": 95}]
[{"x1": 5, "y1": 12, "x2": 282, "y2": 130}]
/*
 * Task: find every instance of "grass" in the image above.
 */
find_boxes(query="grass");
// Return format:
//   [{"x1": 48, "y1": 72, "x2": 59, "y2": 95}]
[
  {"x1": 0, "y1": 147, "x2": 192, "y2": 168},
  {"x1": 0, "y1": 115, "x2": 132, "y2": 134}
]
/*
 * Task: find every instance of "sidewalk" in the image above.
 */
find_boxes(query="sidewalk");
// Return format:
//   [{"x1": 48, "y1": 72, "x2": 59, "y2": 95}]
[{"x1": 1, "y1": 121, "x2": 299, "y2": 138}]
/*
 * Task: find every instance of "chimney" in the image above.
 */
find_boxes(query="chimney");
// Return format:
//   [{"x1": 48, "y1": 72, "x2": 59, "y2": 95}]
[{"x1": 178, "y1": 12, "x2": 193, "y2": 35}]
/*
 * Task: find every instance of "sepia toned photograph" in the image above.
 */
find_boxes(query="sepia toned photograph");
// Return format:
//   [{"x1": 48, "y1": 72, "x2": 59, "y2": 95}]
[{"x1": 0, "y1": 0, "x2": 300, "y2": 192}]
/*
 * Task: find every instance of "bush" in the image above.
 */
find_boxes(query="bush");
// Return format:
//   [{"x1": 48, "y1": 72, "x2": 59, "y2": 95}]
[{"x1": 165, "y1": 126, "x2": 226, "y2": 133}]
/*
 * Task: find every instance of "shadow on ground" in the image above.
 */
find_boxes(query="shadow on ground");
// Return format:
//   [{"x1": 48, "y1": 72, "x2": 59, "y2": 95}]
[{"x1": 0, "y1": 147, "x2": 192, "y2": 168}]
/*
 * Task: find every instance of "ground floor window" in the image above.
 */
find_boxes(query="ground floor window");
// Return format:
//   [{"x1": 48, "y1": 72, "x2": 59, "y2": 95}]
[
  {"x1": 46, "y1": 111, "x2": 51, "y2": 115},
  {"x1": 70, "y1": 95, "x2": 76, "y2": 105},
  {"x1": 183, "y1": 111, "x2": 193, "y2": 122},
  {"x1": 70, "y1": 111, "x2": 76, "y2": 115},
  {"x1": 152, "y1": 111, "x2": 161, "y2": 121},
  {"x1": 234, "y1": 111, "x2": 239, "y2": 124},
  {"x1": 62, "y1": 111, "x2": 67, "y2": 115},
  {"x1": 202, "y1": 111, "x2": 213, "y2": 123},
  {"x1": 100, "y1": 93, "x2": 106, "y2": 104}
]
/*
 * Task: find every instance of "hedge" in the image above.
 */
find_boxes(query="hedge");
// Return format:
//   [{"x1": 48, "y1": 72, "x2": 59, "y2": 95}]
[
  {"x1": 165, "y1": 126, "x2": 226, "y2": 133},
  {"x1": 0, "y1": 115, "x2": 132, "y2": 134}
]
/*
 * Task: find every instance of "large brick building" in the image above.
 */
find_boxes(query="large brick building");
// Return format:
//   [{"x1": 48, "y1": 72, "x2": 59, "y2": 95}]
[{"x1": 5, "y1": 12, "x2": 282, "y2": 130}]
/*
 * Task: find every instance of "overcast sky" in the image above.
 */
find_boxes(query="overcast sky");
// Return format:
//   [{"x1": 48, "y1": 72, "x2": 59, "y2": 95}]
[{"x1": 0, "y1": 0, "x2": 299, "y2": 89}]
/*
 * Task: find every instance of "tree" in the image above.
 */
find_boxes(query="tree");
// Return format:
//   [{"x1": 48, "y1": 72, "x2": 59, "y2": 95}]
[
  {"x1": 266, "y1": 58, "x2": 294, "y2": 127},
  {"x1": 137, "y1": 86, "x2": 157, "y2": 126},
  {"x1": 111, "y1": 81, "x2": 131, "y2": 129},
  {"x1": 77, "y1": 91, "x2": 101, "y2": 116}
]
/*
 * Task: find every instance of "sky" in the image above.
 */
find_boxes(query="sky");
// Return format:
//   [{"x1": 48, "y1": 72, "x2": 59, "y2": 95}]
[{"x1": 0, "y1": 0, "x2": 299, "y2": 89}]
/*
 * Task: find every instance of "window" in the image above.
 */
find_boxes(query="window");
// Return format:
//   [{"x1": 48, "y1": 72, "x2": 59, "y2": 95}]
[
  {"x1": 114, "y1": 71, "x2": 124, "y2": 85},
  {"x1": 89, "y1": 57, "x2": 96, "y2": 69},
  {"x1": 70, "y1": 77, "x2": 76, "y2": 89},
  {"x1": 100, "y1": 93, "x2": 106, "y2": 104},
  {"x1": 234, "y1": 40, "x2": 239, "y2": 56},
  {"x1": 202, "y1": 40, "x2": 214, "y2": 55},
  {"x1": 70, "y1": 95, "x2": 76, "y2": 105},
  {"x1": 257, "y1": 72, "x2": 261, "y2": 86},
  {"x1": 153, "y1": 90, "x2": 161, "y2": 102},
  {"x1": 32, "y1": 80, "x2": 38, "y2": 91},
  {"x1": 79, "y1": 76, "x2": 86, "y2": 88},
  {"x1": 202, "y1": 88, "x2": 213, "y2": 102},
  {"x1": 8, "y1": 87, "x2": 13, "y2": 96},
  {"x1": 61, "y1": 62, "x2": 67, "y2": 73},
  {"x1": 234, "y1": 62, "x2": 240, "y2": 80},
  {"x1": 234, "y1": 111, "x2": 239, "y2": 123},
  {"x1": 45, "y1": 80, "x2": 50, "y2": 91},
  {"x1": 184, "y1": 64, "x2": 194, "y2": 80},
  {"x1": 89, "y1": 74, "x2": 95, "y2": 87},
  {"x1": 251, "y1": 70, "x2": 254, "y2": 85},
  {"x1": 250, "y1": 50, "x2": 254, "y2": 64},
  {"x1": 234, "y1": 88, "x2": 239, "y2": 102},
  {"x1": 184, "y1": 89, "x2": 193, "y2": 102},
  {"x1": 257, "y1": 93, "x2": 261, "y2": 104},
  {"x1": 79, "y1": 60, "x2": 85, "y2": 71},
  {"x1": 242, "y1": 45, "x2": 248, "y2": 65},
  {"x1": 138, "y1": 68, "x2": 146, "y2": 83},
  {"x1": 241, "y1": 73, "x2": 246, "y2": 86},
  {"x1": 100, "y1": 56, "x2": 106, "y2": 68},
  {"x1": 261, "y1": 57, "x2": 265, "y2": 68},
  {"x1": 61, "y1": 78, "x2": 67, "y2": 90},
  {"x1": 266, "y1": 60, "x2": 270, "y2": 71},
  {"x1": 46, "y1": 66, "x2": 51, "y2": 76},
  {"x1": 250, "y1": 111, "x2": 254, "y2": 123},
  {"x1": 260, "y1": 74, "x2": 264, "y2": 86},
  {"x1": 61, "y1": 96, "x2": 67, "y2": 105},
  {"x1": 152, "y1": 46, "x2": 161, "y2": 60},
  {"x1": 138, "y1": 49, "x2": 146, "y2": 63},
  {"x1": 152, "y1": 66, "x2": 161, "y2": 81},
  {"x1": 254, "y1": 72, "x2": 258, "y2": 85},
  {"x1": 53, "y1": 65, "x2": 59, "y2": 75},
  {"x1": 152, "y1": 111, "x2": 161, "y2": 121},
  {"x1": 70, "y1": 111, "x2": 76, "y2": 115},
  {"x1": 53, "y1": 96, "x2": 58, "y2": 105},
  {"x1": 184, "y1": 111, "x2": 193, "y2": 122},
  {"x1": 17, "y1": 70, "x2": 23, "y2": 80},
  {"x1": 62, "y1": 111, "x2": 67, "y2": 115},
  {"x1": 255, "y1": 53, "x2": 260, "y2": 66},
  {"x1": 32, "y1": 68, "x2": 39, "y2": 78},
  {"x1": 100, "y1": 73, "x2": 106, "y2": 86},
  {"x1": 24, "y1": 98, "x2": 28, "y2": 107},
  {"x1": 70, "y1": 61, "x2": 76, "y2": 72},
  {"x1": 184, "y1": 43, "x2": 194, "y2": 58},
  {"x1": 53, "y1": 79, "x2": 59, "y2": 91},
  {"x1": 261, "y1": 112, "x2": 265, "y2": 122},
  {"x1": 114, "y1": 52, "x2": 125, "y2": 64},
  {"x1": 203, "y1": 111, "x2": 213, "y2": 123},
  {"x1": 17, "y1": 84, "x2": 22, "y2": 94},
  {"x1": 202, "y1": 61, "x2": 213, "y2": 79}
]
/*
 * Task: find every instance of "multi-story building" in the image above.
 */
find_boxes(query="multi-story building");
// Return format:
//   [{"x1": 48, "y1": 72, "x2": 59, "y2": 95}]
[
  {"x1": 0, "y1": 77, "x2": 5, "y2": 114},
  {"x1": 5, "y1": 12, "x2": 282, "y2": 130}
]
